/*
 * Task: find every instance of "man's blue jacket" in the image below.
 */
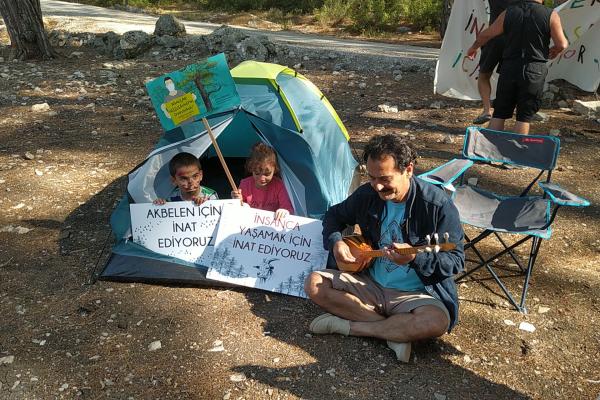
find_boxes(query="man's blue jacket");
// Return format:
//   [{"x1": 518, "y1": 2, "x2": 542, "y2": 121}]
[{"x1": 322, "y1": 177, "x2": 465, "y2": 331}]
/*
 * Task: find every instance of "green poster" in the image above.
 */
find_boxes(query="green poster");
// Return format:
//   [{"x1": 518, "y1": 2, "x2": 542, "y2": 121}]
[{"x1": 145, "y1": 53, "x2": 241, "y2": 131}]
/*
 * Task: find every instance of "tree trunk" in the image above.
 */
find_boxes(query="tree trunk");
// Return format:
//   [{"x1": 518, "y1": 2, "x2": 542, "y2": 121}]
[
  {"x1": 438, "y1": 0, "x2": 453, "y2": 40},
  {"x1": 0, "y1": 0, "x2": 56, "y2": 60}
]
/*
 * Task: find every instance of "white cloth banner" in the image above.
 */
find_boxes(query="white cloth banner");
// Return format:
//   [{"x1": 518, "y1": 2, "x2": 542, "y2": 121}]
[
  {"x1": 546, "y1": 1, "x2": 600, "y2": 92},
  {"x1": 207, "y1": 204, "x2": 329, "y2": 298},
  {"x1": 435, "y1": 0, "x2": 600, "y2": 98},
  {"x1": 130, "y1": 199, "x2": 240, "y2": 266},
  {"x1": 434, "y1": 0, "x2": 494, "y2": 100}
]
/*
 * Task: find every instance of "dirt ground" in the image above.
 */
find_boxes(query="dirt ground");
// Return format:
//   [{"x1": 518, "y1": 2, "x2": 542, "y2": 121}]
[{"x1": 0, "y1": 44, "x2": 599, "y2": 400}]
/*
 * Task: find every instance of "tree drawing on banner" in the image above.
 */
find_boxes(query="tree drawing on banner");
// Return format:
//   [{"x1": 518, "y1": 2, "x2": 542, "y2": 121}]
[
  {"x1": 212, "y1": 247, "x2": 231, "y2": 271},
  {"x1": 223, "y1": 256, "x2": 237, "y2": 276},
  {"x1": 231, "y1": 264, "x2": 248, "y2": 279},
  {"x1": 178, "y1": 60, "x2": 218, "y2": 113}
]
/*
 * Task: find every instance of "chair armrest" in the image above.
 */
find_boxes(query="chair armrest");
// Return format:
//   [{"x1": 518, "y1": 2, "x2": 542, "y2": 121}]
[
  {"x1": 538, "y1": 182, "x2": 590, "y2": 207},
  {"x1": 418, "y1": 158, "x2": 474, "y2": 190}
]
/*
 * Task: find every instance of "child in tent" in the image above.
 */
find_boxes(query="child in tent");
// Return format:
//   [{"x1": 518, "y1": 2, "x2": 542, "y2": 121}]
[
  {"x1": 231, "y1": 142, "x2": 294, "y2": 220},
  {"x1": 154, "y1": 152, "x2": 218, "y2": 205}
]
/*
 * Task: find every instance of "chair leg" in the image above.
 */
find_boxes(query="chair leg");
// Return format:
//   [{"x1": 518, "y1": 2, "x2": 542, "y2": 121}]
[
  {"x1": 519, "y1": 236, "x2": 544, "y2": 312},
  {"x1": 493, "y1": 232, "x2": 526, "y2": 273},
  {"x1": 486, "y1": 264, "x2": 525, "y2": 312},
  {"x1": 457, "y1": 235, "x2": 531, "y2": 282}
]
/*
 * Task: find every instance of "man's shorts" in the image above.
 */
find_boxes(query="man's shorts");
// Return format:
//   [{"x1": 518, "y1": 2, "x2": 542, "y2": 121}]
[
  {"x1": 315, "y1": 269, "x2": 450, "y2": 330},
  {"x1": 493, "y1": 62, "x2": 547, "y2": 123},
  {"x1": 479, "y1": 37, "x2": 504, "y2": 74}
]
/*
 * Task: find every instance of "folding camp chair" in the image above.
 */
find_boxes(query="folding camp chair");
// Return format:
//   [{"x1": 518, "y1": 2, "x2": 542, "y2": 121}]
[{"x1": 419, "y1": 126, "x2": 590, "y2": 313}]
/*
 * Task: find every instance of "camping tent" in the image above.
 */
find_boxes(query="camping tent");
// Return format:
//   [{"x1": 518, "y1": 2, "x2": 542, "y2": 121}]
[{"x1": 100, "y1": 61, "x2": 359, "y2": 284}]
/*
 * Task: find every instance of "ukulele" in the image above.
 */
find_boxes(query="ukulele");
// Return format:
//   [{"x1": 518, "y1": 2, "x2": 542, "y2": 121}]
[{"x1": 337, "y1": 232, "x2": 456, "y2": 273}]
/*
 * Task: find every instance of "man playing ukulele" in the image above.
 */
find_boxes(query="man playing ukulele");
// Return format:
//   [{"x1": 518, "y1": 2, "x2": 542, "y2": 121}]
[{"x1": 304, "y1": 134, "x2": 465, "y2": 362}]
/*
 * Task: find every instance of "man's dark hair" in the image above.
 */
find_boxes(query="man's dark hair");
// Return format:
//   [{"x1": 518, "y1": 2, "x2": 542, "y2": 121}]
[
  {"x1": 362, "y1": 134, "x2": 417, "y2": 172},
  {"x1": 169, "y1": 152, "x2": 202, "y2": 177},
  {"x1": 164, "y1": 76, "x2": 174, "y2": 83}
]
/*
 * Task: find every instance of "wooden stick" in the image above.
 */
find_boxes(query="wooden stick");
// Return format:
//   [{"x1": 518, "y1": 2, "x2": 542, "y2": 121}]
[{"x1": 201, "y1": 118, "x2": 241, "y2": 202}]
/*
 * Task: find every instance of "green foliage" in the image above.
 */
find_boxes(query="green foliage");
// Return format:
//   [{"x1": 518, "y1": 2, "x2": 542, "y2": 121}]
[
  {"x1": 319, "y1": 0, "x2": 442, "y2": 32},
  {"x1": 73, "y1": 0, "x2": 443, "y2": 32},
  {"x1": 315, "y1": 0, "x2": 350, "y2": 25},
  {"x1": 204, "y1": 0, "x2": 321, "y2": 13},
  {"x1": 400, "y1": 0, "x2": 442, "y2": 31}
]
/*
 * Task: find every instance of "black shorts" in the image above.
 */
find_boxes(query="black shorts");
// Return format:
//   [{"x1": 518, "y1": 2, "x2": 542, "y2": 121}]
[
  {"x1": 479, "y1": 37, "x2": 504, "y2": 74},
  {"x1": 493, "y1": 63, "x2": 547, "y2": 123}
]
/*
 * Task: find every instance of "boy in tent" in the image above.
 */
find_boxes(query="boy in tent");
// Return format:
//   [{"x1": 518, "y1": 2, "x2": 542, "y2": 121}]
[{"x1": 154, "y1": 152, "x2": 218, "y2": 205}]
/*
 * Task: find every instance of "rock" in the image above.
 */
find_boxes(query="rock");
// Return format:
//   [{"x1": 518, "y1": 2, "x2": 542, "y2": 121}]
[
  {"x1": 442, "y1": 134, "x2": 454, "y2": 144},
  {"x1": 572, "y1": 100, "x2": 600, "y2": 117},
  {"x1": 119, "y1": 31, "x2": 153, "y2": 59},
  {"x1": 35, "y1": 169, "x2": 43, "y2": 176},
  {"x1": 541, "y1": 91, "x2": 554, "y2": 103},
  {"x1": 467, "y1": 177, "x2": 478, "y2": 186},
  {"x1": 69, "y1": 51, "x2": 84, "y2": 58},
  {"x1": 154, "y1": 15, "x2": 186, "y2": 37},
  {"x1": 58, "y1": 383, "x2": 69, "y2": 392},
  {"x1": 293, "y1": 63, "x2": 302, "y2": 69},
  {"x1": 549, "y1": 129, "x2": 560, "y2": 136},
  {"x1": 31, "y1": 103, "x2": 50, "y2": 112},
  {"x1": 207, "y1": 339, "x2": 225, "y2": 352},
  {"x1": 531, "y1": 112, "x2": 548, "y2": 122},
  {"x1": 434, "y1": 393, "x2": 447, "y2": 400},
  {"x1": 503, "y1": 319, "x2": 515, "y2": 326},
  {"x1": 537, "y1": 306, "x2": 550, "y2": 314},
  {"x1": 547, "y1": 83, "x2": 560, "y2": 94},
  {"x1": 518, "y1": 321, "x2": 536, "y2": 333},
  {"x1": 0, "y1": 355, "x2": 14, "y2": 364},
  {"x1": 394, "y1": 73, "x2": 403, "y2": 81},
  {"x1": 377, "y1": 104, "x2": 398, "y2": 113},
  {"x1": 156, "y1": 35, "x2": 183, "y2": 48},
  {"x1": 93, "y1": 31, "x2": 121, "y2": 56},
  {"x1": 0, "y1": 225, "x2": 32, "y2": 234},
  {"x1": 148, "y1": 340, "x2": 162, "y2": 351},
  {"x1": 229, "y1": 373, "x2": 246, "y2": 382},
  {"x1": 358, "y1": 82, "x2": 367, "y2": 89},
  {"x1": 557, "y1": 100, "x2": 569, "y2": 109},
  {"x1": 430, "y1": 101, "x2": 443, "y2": 109},
  {"x1": 24, "y1": 152, "x2": 35, "y2": 160}
]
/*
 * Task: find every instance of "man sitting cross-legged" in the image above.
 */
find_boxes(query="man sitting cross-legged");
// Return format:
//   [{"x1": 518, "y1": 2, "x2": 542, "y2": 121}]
[{"x1": 304, "y1": 134, "x2": 465, "y2": 362}]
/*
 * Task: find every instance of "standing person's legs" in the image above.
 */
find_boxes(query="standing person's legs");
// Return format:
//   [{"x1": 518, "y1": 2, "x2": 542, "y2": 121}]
[
  {"x1": 477, "y1": 72, "x2": 493, "y2": 118},
  {"x1": 515, "y1": 63, "x2": 547, "y2": 135},
  {"x1": 488, "y1": 117, "x2": 506, "y2": 131},
  {"x1": 474, "y1": 39, "x2": 503, "y2": 124},
  {"x1": 490, "y1": 72, "x2": 518, "y2": 131},
  {"x1": 513, "y1": 121, "x2": 530, "y2": 134}
]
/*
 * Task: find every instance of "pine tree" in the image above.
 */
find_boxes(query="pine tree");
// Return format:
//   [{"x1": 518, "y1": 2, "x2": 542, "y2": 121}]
[{"x1": 0, "y1": 0, "x2": 56, "y2": 60}]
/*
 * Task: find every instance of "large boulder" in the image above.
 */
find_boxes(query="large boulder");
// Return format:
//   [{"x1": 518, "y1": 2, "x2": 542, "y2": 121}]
[
  {"x1": 572, "y1": 100, "x2": 600, "y2": 117},
  {"x1": 118, "y1": 30, "x2": 154, "y2": 59},
  {"x1": 154, "y1": 15, "x2": 186, "y2": 37},
  {"x1": 92, "y1": 31, "x2": 121, "y2": 56},
  {"x1": 156, "y1": 35, "x2": 183, "y2": 48},
  {"x1": 204, "y1": 26, "x2": 279, "y2": 64}
]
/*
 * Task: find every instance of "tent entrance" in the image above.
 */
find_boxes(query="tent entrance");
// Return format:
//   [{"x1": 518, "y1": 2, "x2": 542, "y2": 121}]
[{"x1": 201, "y1": 156, "x2": 247, "y2": 199}]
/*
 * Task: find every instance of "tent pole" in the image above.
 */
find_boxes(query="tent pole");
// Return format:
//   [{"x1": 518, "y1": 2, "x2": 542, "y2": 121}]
[{"x1": 201, "y1": 117, "x2": 241, "y2": 203}]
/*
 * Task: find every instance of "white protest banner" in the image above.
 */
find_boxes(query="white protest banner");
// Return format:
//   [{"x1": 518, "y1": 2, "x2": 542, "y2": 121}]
[
  {"x1": 547, "y1": 0, "x2": 600, "y2": 92},
  {"x1": 435, "y1": 0, "x2": 600, "y2": 98},
  {"x1": 130, "y1": 199, "x2": 240, "y2": 265},
  {"x1": 207, "y1": 204, "x2": 329, "y2": 298},
  {"x1": 434, "y1": 0, "x2": 493, "y2": 100}
]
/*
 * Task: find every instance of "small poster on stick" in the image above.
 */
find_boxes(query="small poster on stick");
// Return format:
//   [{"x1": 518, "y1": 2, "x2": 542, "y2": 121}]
[
  {"x1": 145, "y1": 53, "x2": 241, "y2": 131},
  {"x1": 130, "y1": 200, "x2": 240, "y2": 266},
  {"x1": 207, "y1": 204, "x2": 329, "y2": 298}
]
